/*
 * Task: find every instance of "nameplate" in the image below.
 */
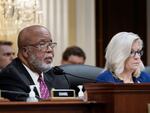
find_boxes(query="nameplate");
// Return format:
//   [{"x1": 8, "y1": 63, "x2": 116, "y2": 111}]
[{"x1": 51, "y1": 89, "x2": 75, "y2": 99}]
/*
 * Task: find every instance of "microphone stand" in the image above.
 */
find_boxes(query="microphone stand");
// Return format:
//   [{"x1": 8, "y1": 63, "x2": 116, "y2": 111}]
[{"x1": 63, "y1": 74, "x2": 71, "y2": 89}]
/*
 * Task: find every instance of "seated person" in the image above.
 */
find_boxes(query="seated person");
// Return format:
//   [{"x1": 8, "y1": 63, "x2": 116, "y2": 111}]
[
  {"x1": 0, "y1": 41, "x2": 15, "y2": 71},
  {"x1": 61, "y1": 46, "x2": 86, "y2": 64},
  {"x1": 0, "y1": 25, "x2": 69, "y2": 101},
  {"x1": 96, "y1": 32, "x2": 150, "y2": 83}
]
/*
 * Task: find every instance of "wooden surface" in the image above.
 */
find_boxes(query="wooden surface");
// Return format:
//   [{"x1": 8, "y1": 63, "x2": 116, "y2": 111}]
[
  {"x1": 84, "y1": 83, "x2": 150, "y2": 113},
  {"x1": 1, "y1": 83, "x2": 150, "y2": 113},
  {"x1": 0, "y1": 99, "x2": 102, "y2": 113}
]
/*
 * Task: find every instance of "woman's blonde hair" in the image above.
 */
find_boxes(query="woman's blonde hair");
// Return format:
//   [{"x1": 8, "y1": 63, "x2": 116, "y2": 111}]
[{"x1": 105, "y1": 32, "x2": 144, "y2": 78}]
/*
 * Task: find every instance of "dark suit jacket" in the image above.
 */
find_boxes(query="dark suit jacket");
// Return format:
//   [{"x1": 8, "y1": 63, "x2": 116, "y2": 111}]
[{"x1": 0, "y1": 58, "x2": 69, "y2": 101}]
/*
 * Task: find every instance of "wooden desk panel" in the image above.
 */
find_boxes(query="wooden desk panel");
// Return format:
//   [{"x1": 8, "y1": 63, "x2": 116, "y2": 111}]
[
  {"x1": 84, "y1": 83, "x2": 150, "y2": 113},
  {"x1": 0, "y1": 101, "x2": 102, "y2": 113},
  {"x1": 2, "y1": 83, "x2": 150, "y2": 113}
]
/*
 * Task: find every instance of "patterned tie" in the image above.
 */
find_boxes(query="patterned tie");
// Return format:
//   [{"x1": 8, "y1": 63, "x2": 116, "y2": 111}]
[{"x1": 38, "y1": 75, "x2": 50, "y2": 99}]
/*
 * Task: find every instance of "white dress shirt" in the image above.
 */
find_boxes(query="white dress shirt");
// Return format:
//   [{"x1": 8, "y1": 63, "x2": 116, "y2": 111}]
[{"x1": 23, "y1": 64, "x2": 44, "y2": 97}]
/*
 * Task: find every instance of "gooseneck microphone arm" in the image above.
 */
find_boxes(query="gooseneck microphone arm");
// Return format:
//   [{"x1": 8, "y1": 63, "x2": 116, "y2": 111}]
[
  {"x1": 0, "y1": 89, "x2": 40, "y2": 100},
  {"x1": 52, "y1": 66, "x2": 71, "y2": 88},
  {"x1": 53, "y1": 66, "x2": 96, "y2": 82},
  {"x1": 63, "y1": 73, "x2": 71, "y2": 88},
  {"x1": 0, "y1": 89, "x2": 29, "y2": 95}
]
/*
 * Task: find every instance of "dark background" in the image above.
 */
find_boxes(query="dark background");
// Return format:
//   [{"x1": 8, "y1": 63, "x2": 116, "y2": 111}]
[{"x1": 96, "y1": 0, "x2": 147, "y2": 67}]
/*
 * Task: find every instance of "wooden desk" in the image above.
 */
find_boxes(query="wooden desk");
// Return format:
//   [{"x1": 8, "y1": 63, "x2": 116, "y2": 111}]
[
  {"x1": 2, "y1": 83, "x2": 150, "y2": 113},
  {"x1": 0, "y1": 100, "x2": 102, "y2": 113},
  {"x1": 84, "y1": 83, "x2": 150, "y2": 113}
]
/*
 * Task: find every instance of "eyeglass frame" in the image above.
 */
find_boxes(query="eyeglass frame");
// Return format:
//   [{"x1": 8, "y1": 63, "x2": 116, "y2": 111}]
[
  {"x1": 26, "y1": 41, "x2": 57, "y2": 52},
  {"x1": 130, "y1": 50, "x2": 143, "y2": 57}
]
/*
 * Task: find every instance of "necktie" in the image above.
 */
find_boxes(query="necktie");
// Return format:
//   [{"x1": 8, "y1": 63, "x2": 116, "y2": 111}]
[{"x1": 38, "y1": 75, "x2": 50, "y2": 99}]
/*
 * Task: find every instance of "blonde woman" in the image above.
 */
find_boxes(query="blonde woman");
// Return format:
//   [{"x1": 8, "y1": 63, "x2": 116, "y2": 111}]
[{"x1": 96, "y1": 32, "x2": 150, "y2": 83}]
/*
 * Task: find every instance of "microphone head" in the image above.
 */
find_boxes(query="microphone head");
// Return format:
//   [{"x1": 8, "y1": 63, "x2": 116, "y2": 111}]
[{"x1": 53, "y1": 66, "x2": 65, "y2": 75}]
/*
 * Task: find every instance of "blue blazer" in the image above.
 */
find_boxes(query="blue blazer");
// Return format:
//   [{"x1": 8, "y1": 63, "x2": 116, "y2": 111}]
[{"x1": 96, "y1": 70, "x2": 150, "y2": 83}]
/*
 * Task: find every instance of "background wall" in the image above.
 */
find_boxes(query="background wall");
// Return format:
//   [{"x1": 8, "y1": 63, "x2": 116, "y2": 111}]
[
  {"x1": 1, "y1": 0, "x2": 150, "y2": 67},
  {"x1": 96, "y1": 0, "x2": 149, "y2": 67},
  {"x1": 40, "y1": 0, "x2": 96, "y2": 66},
  {"x1": 147, "y1": 0, "x2": 150, "y2": 65}
]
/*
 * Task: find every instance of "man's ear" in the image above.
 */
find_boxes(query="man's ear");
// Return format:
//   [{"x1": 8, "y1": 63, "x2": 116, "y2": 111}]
[{"x1": 22, "y1": 47, "x2": 29, "y2": 58}]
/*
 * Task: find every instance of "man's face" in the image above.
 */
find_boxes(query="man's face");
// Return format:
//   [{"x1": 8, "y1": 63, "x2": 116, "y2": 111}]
[
  {"x1": 26, "y1": 28, "x2": 55, "y2": 72},
  {"x1": 27, "y1": 41, "x2": 55, "y2": 72},
  {"x1": 0, "y1": 45, "x2": 15, "y2": 69},
  {"x1": 28, "y1": 50, "x2": 52, "y2": 72}
]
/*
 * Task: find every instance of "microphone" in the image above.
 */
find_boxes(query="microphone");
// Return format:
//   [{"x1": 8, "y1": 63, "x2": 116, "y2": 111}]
[
  {"x1": 0, "y1": 89, "x2": 29, "y2": 95},
  {"x1": 0, "y1": 89, "x2": 40, "y2": 101},
  {"x1": 53, "y1": 66, "x2": 96, "y2": 82},
  {"x1": 53, "y1": 66, "x2": 65, "y2": 75},
  {"x1": 52, "y1": 66, "x2": 96, "y2": 96}
]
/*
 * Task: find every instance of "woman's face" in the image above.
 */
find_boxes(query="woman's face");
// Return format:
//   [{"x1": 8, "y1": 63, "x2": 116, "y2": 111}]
[{"x1": 124, "y1": 40, "x2": 142, "y2": 72}]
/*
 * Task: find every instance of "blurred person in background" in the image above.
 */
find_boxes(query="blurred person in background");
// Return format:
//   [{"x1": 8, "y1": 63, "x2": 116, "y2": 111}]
[
  {"x1": 61, "y1": 46, "x2": 86, "y2": 64},
  {"x1": 0, "y1": 41, "x2": 15, "y2": 71}
]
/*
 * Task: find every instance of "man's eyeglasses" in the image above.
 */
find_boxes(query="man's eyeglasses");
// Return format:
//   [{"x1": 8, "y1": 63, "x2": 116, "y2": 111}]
[
  {"x1": 130, "y1": 50, "x2": 143, "y2": 57},
  {"x1": 27, "y1": 42, "x2": 57, "y2": 52}
]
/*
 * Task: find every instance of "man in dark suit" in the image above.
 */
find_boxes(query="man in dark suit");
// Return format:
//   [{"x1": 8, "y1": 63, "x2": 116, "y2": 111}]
[{"x1": 0, "y1": 25, "x2": 69, "y2": 101}]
